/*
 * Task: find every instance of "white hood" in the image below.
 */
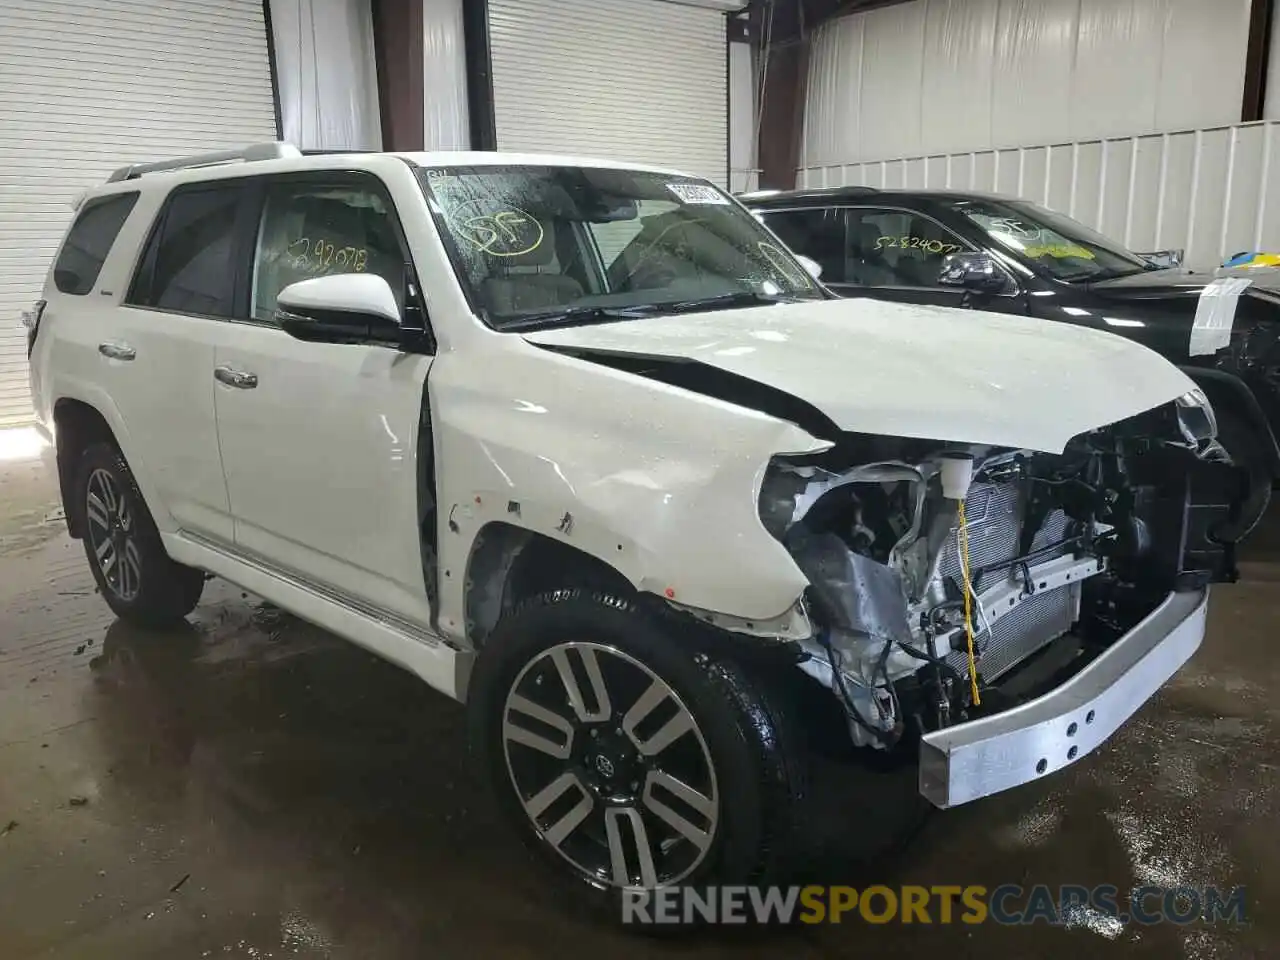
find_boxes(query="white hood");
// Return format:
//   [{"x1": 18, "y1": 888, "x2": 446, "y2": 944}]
[{"x1": 523, "y1": 298, "x2": 1197, "y2": 453}]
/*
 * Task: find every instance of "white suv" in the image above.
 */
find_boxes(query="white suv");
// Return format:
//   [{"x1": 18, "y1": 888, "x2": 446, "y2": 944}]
[{"x1": 27, "y1": 142, "x2": 1240, "y2": 911}]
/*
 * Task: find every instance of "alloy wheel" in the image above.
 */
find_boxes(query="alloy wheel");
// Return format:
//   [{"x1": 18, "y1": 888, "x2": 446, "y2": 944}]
[
  {"x1": 501, "y1": 641, "x2": 720, "y2": 889},
  {"x1": 85, "y1": 467, "x2": 142, "y2": 602}
]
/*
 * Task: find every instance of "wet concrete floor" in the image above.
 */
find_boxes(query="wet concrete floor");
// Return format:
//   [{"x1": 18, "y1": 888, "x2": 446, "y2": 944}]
[{"x1": 0, "y1": 450, "x2": 1276, "y2": 958}]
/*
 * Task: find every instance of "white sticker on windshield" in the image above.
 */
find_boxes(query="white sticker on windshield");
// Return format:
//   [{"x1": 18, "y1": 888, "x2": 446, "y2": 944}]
[
  {"x1": 666, "y1": 182, "x2": 730, "y2": 205},
  {"x1": 1189, "y1": 277, "x2": 1251, "y2": 356}
]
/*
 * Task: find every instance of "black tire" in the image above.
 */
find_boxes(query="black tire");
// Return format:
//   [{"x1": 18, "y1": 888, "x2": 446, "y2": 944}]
[
  {"x1": 74, "y1": 441, "x2": 205, "y2": 626},
  {"x1": 467, "y1": 589, "x2": 805, "y2": 923}
]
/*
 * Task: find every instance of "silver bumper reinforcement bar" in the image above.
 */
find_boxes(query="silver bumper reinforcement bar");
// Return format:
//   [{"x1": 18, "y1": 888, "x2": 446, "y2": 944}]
[{"x1": 918, "y1": 587, "x2": 1209, "y2": 809}]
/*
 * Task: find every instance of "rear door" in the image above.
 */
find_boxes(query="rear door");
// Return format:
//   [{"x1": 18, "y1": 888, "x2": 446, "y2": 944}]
[
  {"x1": 98, "y1": 181, "x2": 251, "y2": 542},
  {"x1": 212, "y1": 171, "x2": 435, "y2": 628}
]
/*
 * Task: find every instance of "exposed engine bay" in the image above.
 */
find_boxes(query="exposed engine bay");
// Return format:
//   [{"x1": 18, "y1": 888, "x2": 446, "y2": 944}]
[{"x1": 757, "y1": 393, "x2": 1243, "y2": 750}]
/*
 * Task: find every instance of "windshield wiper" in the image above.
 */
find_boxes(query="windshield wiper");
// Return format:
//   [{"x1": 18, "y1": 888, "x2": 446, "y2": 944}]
[
  {"x1": 499, "y1": 305, "x2": 659, "y2": 332},
  {"x1": 1060, "y1": 266, "x2": 1148, "y2": 284},
  {"x1": 651, "y1": 290, "x2": 804, "y2": 314},
  {"x1": 500, "y1": 291, "x2": 802, "y2": 330}
]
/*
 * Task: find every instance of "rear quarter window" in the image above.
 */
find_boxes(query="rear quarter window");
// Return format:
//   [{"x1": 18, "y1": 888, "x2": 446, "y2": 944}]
[{"x1": 53, "y1": 192, "x2": 139, "y2": 295}]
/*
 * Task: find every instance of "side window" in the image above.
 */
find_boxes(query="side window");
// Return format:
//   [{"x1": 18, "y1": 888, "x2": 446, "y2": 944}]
[
  {"x1": 251, "y1": 177, "x2": 407, "y2": 323},
  {"x1": 129, "y1": 185, "x2": 243, "y2": 317},
  {"x1": 846, "y1": 209, "x2": 968, "y2": 288},
  {"x1": 760, "y1": 208, "x2": 846, "y2": 284},
  {"x1": 54, "y1": 192, "x2": 139, "y2": 295}
]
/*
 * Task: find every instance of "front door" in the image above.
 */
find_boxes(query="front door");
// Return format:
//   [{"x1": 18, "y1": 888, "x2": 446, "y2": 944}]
[
  {"x1": 212, "y1": 172, "x2": 435, "y2": 627},
  {"x1": 762, "y1": 204, "x2": 1024, "y2": 315},
  {"x1": 836, "y1": 206, "x2": 978, "y2": 308}
]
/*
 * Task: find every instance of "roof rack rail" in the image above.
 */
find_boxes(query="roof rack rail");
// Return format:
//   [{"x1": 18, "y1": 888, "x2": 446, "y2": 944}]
[{"x1": 106, "y1": 142, "x2": 301, "y2": 183}]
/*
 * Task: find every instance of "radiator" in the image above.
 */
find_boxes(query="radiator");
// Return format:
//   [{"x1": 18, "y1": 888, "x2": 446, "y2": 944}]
[{"x1": 935, "y1": 481, "x2": 1077, "y2": 681}]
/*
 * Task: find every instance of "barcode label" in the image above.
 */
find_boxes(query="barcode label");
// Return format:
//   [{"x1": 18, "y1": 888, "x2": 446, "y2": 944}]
[{"x1": 666, "y1": 183, "x2": 730, "y2": 205}]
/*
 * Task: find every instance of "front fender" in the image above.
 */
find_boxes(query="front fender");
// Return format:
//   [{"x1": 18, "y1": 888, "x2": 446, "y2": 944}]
[{"x1": 429, "y1": 337, "x2": 827, "y2": 643}]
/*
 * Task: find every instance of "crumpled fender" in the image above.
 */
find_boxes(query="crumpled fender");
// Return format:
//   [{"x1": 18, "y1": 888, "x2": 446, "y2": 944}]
[{"x1": 429, "y1": 334, "x2": 827, "y2": 642}]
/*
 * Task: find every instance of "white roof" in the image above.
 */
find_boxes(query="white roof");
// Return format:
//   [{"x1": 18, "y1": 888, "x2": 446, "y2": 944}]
[
  {"x1": 83, "y1": 143, "x2": 704, "y2": 204},
  {"x1": 393, "y1": 150, "x2": 694, "y2": 179}
]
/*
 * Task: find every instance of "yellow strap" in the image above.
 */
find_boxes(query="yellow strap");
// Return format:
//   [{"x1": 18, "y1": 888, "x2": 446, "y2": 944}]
[{"x1": 957, "y1": 499, "x2": 982, "y2": 706}]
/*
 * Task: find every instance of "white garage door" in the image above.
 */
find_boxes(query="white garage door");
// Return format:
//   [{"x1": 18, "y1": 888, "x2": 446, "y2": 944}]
[
  {"x1": 488, "y1": 0, "x2": 728, "y2": 185},
  {"x1": 0, "y1": 0, "x2": 278, "y2": 427}
]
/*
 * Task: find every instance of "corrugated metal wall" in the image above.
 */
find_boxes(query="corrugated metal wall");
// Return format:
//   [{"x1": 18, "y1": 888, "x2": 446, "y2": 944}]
[
  {"x1": 802, "y1": 0, "x2": 1251, "y2": 167},
  {"x1": 0, "y1": 0, "x2": 278, "y2": 426},
  {"x1": 798, "y1": 121, "x2": 1280, "y2": 270},
  {"x1": 795, "y1": 0, "x2": 1276, "y2": 269}
]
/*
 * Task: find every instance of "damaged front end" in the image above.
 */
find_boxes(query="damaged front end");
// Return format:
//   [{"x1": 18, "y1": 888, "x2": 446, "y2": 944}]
[{"x1": 757, "y1": 393, "x2": 1245, "y2": 802}]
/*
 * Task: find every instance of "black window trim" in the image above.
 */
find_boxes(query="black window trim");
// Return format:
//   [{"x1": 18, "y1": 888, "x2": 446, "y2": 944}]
[
  {"x1": 759, "y1": 202, "x2": 1021, "y2": 297},
  {"x1": 53, "y1": 190, "x2": 142, "y2": 296}
]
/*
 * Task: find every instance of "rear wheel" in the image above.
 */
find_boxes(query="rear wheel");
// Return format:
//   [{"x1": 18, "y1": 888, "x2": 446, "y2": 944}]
[
  {"x1": 468, "y1": 590, "x2": 805, "y2": 917},
  {"x1": 76, "y1": 442, "x2": 204, "y2": 626}
]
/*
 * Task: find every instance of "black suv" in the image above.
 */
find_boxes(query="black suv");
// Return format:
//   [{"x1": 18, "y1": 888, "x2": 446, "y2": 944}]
[{"x1": 744, "y1": 186, "x2": 1280, "y2": 533}]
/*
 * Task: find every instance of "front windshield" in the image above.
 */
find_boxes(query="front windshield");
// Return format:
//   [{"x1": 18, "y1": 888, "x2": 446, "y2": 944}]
[
  {"x1": 415, "y1": 165, "x2": 821, "y2": 329},
  {"x1": 947, "y1": 198, "x2": 1149, "y2": 283}
]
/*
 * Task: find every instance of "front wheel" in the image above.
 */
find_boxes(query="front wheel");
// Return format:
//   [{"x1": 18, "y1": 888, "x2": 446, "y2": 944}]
[
  {"x1": 75, "y1": 442, "x2": 205, "y2": 626},
  {"x1": 468, "y1": 590, "x2": 805, "y2": 914}
]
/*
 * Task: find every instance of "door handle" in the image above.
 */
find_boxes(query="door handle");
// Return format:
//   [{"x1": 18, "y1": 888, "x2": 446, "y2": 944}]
[
  {"x1": 214, "y1": 365, "x2": 258, "y2": 390},
  {"x1": 98, "y1": 341, "x2": 136, "y2": 361}
]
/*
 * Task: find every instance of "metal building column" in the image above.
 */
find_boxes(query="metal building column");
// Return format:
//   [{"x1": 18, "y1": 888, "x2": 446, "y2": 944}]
[
  {"x1": 1243, "y1": 0, "x2": 1275, "y2": 121},
  {"x1": 373, "y1": 0, "x2": 425, "y2": 149},
  {"x1": 756, "y1": 36, "x2": 809, "y2": 190}
]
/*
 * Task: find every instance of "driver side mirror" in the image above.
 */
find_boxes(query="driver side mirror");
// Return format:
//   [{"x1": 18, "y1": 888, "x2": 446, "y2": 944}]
[
  {"x1": 938, "y1": 252, "x2": 1009, "y2": 295},
  {"x1": 1135, "y1": 248, "x2": 1184, "y2": 269},
  {"x1": 275, "y1": 274, "x2": 403, "y2": 345}
]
